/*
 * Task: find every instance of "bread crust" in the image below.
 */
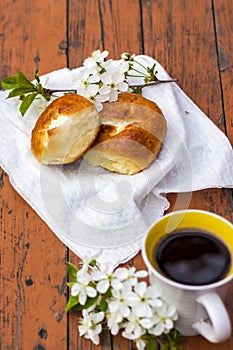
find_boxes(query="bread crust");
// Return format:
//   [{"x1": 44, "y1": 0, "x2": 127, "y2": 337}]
[
  {"x1": 31, "y1": 94, "x2": 100, "y2": 164},
  {"x1": 84, "y1": 92, "x2": 167, "y2": 175}
]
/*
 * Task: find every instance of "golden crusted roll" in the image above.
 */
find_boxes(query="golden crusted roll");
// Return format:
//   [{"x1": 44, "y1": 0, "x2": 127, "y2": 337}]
[
  {"x1": 31, "y1": 94, "x2": 100, "y2": 164},
  {"x1": 84, "y1": 92, "x2": 167, "y2": 175}
]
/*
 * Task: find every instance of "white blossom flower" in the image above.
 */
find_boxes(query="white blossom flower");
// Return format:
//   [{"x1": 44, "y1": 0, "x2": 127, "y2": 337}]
[
  {"x1": 66, "y1": 213, "x2": 179, "y2": 348},
  {"x1": 100, "y1": 70, "x2": 128, "y2": 101},
  {"x1": 88, "y1": 90, "x2": 109, "y2": 111},
  {"x1": 128, "y1": 281, "x2": 163, "y2": 317},
  {"x1": 108, "y1": 282, "x2": 135, "y2": 318},
  {"x1": 80, "y1": 249, "x2": 102, "y2": 271},
  {"x1": 115, "y1": 59, "x2": 130, "y2": 73},
  {"x1": 90, "y1": 49, "x2": 109, "y2": 62},
  {"x1": 122, "y1": 313, "x2": 146, "y2": 340},
  {"x1": 83, "y1": 49, "x2": 109, "y2": 72},
  {"x1": 148, "y1": 303, "x2": 178, "y2": 336},
  {"x1": 105, "y1": 59, "x2": 129, "y2": 75},
  {"x1": 71, "y1": 268, "x2": 97, "y2": 305},
  {"x1": 78, "y1": 309, "x2": 105, "y2": 345},
  {"x1": 121, "y1": 266, "x2": 148, "y2": 286},
  {"x1": 107, "y1": 311, "x2": 123, "y2": 335},
  {"x1": 91, "y1": 263, "x2": 126, "y2": 293},
  {"x1": 73, "y1": 68, "x2": 100, "y2": 97}
]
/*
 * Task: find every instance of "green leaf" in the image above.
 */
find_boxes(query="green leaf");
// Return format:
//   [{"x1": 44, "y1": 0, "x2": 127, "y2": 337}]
[
  {"x1": 161, "y1": 329, "x2": 182, "y2": 350},
  {"x1": 19, "y1": 92, "x2": 38, "y2": 116},
  {"x1": 17, "y1": 70, "x2": 35, "y2": 89},
  {"x1": 7, "y1": 87, "x2": 36, "y2": 98},
  {"x1": 72, "y1": 296, "x2": 98, "y2": 312},
  {"x1": 1, "y1": 75, "x2": 18, "y2": 90},
  {"x1": 66, "y1": 261, "x2": 78, "y2": 282},
  {"x1": 99, "y1": 298, "x2": 108, "y2": 312},
  {"x1": 66, "y1": 295, "x2": 79, "y2": 312},
  {"x1": 146, "y1": 338, "x2": 157, "y2": 350},
  {"x1": 66, "y1": 281, "x2": 75, "y2": 289}
]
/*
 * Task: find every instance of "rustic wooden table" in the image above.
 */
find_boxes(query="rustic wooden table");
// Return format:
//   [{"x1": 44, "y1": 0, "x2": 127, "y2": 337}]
[{"x1": 0, "y1": 0, "x2": 233, "y2": 349}]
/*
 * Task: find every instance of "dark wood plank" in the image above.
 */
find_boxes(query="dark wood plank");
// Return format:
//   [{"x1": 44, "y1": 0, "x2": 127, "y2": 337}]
[
  {"x1": 98, "y1": 0, "x2": 143, "y2": 57},
  {"x1": 213, "y1": 0, "x2": 233, "y2": 144},
  {"x1": 67, "y1": 1, "x2": 104, "y2": 348},
  {"x1": 68, "y1": 0, "x2": 103, "y2": 69},
  {"x1": 0, "y1": 1, "x2": 68, "y2": 349},
  {"x1": 142, "y1": 0, "x2": 233, "y2": 349},
  {"x1": 67, "y1": 1, "x2": 143, "y2": 348},
  {"x1": 142, "y1": 0, "x2": 224, "y2": 129}
]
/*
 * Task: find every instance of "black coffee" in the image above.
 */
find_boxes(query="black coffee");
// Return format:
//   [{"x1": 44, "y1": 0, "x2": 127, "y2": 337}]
[{"x1": 154, "y1": 228, "x2": 231, "y2": 286}]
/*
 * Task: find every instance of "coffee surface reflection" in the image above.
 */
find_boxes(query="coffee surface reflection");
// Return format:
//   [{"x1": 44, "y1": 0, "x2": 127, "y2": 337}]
[{"x1": 154, "y1": 228, "x2": 231, "y2": 286}]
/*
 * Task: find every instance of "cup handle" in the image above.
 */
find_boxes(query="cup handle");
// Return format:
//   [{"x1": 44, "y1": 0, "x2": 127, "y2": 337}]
[{"x1": 192, "y1": 292, "x2": 231, "y2": 343}]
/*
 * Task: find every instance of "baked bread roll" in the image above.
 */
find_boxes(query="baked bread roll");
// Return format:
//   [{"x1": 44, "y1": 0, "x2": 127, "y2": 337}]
[
  {"x1": 31, "y1": 94, "x2": 100, "y2": 164},
  {"x1": 84, "y1": 92, "x2": 167, "y2": 175}
]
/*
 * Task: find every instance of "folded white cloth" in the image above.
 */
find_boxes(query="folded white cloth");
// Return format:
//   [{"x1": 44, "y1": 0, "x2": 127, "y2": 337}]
[{"x1": 0, "y1": 56, "x2": 232, "y2": 266}]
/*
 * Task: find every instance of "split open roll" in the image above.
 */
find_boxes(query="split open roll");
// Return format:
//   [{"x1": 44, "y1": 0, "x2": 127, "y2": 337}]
[
  {"x1": 31, "y1": 94, "x2": 100, "y2": 164},
  {"x1": 84, "y1": 92, "x2": 167, "y2": 175}
]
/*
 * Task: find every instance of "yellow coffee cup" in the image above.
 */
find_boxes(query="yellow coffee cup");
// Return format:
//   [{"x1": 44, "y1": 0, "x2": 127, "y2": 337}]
[{"x1": 142, "y1": 209, "x2": 233, "y2": 343}]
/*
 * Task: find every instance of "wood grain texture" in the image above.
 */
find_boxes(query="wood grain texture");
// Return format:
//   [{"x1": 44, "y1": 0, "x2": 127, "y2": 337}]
[
  {"x1": 98, "y1": 0, "x2": 142, "y2": 57},
  {"x1": 142, "y1": 0, "x2": 224, "y2": 129},
  {"x1": 68, "y1": 0, "x2": 103, "y2": 68},
  {"x1": 0, "y1": 1, "x2": 68, "y2": 349},
  {"x1": 213, "y1": 0, "x2": 233, "y2": 144},
  {"x1": 67, "y1": 1, "x2": 142, "y2": 348},
  {"x1": 144, "y1": 1, "x2": 233, "y2": 349}
]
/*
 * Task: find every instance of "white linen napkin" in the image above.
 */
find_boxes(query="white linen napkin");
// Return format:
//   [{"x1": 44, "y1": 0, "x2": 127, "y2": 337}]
[{"x1": 0, "y1": 55, "x2": 232, "y2": 266}]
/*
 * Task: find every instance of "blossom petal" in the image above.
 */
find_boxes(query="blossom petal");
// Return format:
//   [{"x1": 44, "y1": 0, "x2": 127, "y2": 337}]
[
  {"x1": 88, "y1": 74, "x2": 100, "y2": 83},
  {"x1": 153, "y1": 322, "x2": 165, "y2": 336},
  {"x1": 112, "y1": 71, "x2": 124, "y2": 83},
  {"x1": 134, "y1": 270, "x2": 148, "y2": 278},
  {"x1": 140, "y1": 318, "x2": 154, "y2": 329},
  {"x1": 111, "y1": 278, "x2": 123, "y2": 290},
  {"x1": 86, "y1": 286, "x2": 97, "y2": 298},
  {"x1": 79, "y1": 288, "x2": 87, "y2": 305},
  {"x1": 79, "y1": 325, "x2": 88, "y2": 336},
  {"x1": 88, "y1": 329, "x2": 100, "y2": 345},
  {"x1": 164, "y1": 319, "x2": 174, "y2": 330},
  {"x1": 136, "y1": 339, "x2": 147, "y2": 350},
  {"x1": 122, "y1": 331, "x2": 136, "y2": 340},
  {"x1": 94, "y1": 101, "x2": 103, "y2": 111},
  {"x1": 109, "y1": 322, "x2": 119, "y2": 335},
  {"x1": 94, "y1": 323, "x2": 102, "y2": 335},
  {"x1": 109, "y1": 90, "x2": 118, "y2": 102},
  {"x1": 97, "y1": 279, "x2": 109, "y2": 293},
  {"x1": 71, "y1": 283, "x2": 81, "y2": 296},
  {"x1": 135, "y1": 281, "x2": 147, "y2": 296},
  {"x1": 114, "y1": 267, "x2": 128, "y2": 280},
  {"x1": 101, "y1": 72, "x2": 111, "y2": 84},
  {"x1": 126, "y1": 292, "x2": 138, "y2": 306},
  {"x1": 120, "y1": 304, "x2": 130, "y2": 318},
  {"x1": 91, "y1": 270, "x2": 106, "y2": 281},
  {"x1": 99, "y1": 85, "x2": 110, "y2": 95},
  {"x1": 109, "y1": 300, "x2": 119, "y2": 313},
  {"x1": 117, "y1": 81, "x2": 129, "y2": 92},
  {"x1": 134, "y1": 324, "x2": 144, "y2": 338},
  {"x1": 77, "y1": 269, "x2": 91, "y2": 284},
  {"x1": 133, "y1": 302, "x2": 152, "y2": 317},
  {"x1": 149, "y1": 298, "x2": 163, "y2": 308},
  {"x1": 166, "y1": 305, "x2": 177, "y2": 318},
  {"x1": 94, "y1": 311, "x2": 105, "y2": 324}
]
